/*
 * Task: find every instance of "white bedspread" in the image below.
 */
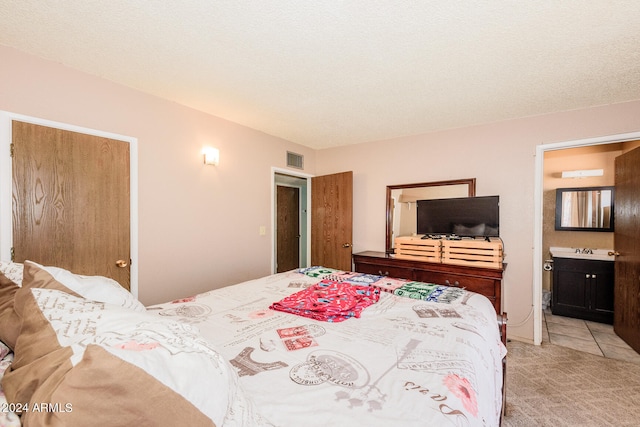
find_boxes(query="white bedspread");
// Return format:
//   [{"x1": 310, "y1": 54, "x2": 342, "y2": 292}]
[{"x1": 148, "y1": 269, "x2": 506, "y2": 426}]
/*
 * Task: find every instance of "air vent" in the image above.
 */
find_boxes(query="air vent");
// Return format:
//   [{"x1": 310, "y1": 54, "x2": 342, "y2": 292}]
[{"x1": 287, "y1": 151, "x2": 304, "y2": 169}]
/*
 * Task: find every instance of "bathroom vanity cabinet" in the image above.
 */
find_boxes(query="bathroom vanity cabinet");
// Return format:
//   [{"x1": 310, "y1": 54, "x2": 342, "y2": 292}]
[{"x1": 551, "y1": 257, "x2": 614, "y2": 324}]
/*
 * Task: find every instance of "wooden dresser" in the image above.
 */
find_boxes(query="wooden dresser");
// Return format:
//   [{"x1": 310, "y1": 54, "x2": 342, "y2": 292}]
[{"x1": 353, "y1": 251, "x2": 504, "y2": 314}]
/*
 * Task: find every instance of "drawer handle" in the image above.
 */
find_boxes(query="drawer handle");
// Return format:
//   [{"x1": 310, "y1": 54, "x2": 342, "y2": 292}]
[
  {"x1": 445, "y1": 280, "x2": 460, "y2": 287},
  {"x1": 378, "y1": 270, "x2": 389, "y2": 276}
]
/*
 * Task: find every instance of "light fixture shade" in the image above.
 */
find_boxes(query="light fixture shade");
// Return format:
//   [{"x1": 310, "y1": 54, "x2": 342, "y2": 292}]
[
  {"x1": 203, "y1": 147, "x2": 219, "y2": 165},
  {"x1": 561, "y1": 169, "x2": 603, "y2": 178}
]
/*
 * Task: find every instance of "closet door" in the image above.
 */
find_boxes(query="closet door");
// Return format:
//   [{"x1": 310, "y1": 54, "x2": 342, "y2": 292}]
[
  {"x1": 12, "y1": 121, "x2": 131, "y2": 290},
  {"x1": 311, "y1": 171, "x2": 353, "y2": 271}
]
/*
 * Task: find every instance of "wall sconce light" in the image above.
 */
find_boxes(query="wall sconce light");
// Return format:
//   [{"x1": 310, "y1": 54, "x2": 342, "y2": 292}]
[
  {"x1": 202, "y1": 147, "x2": 219, "y2": 166},
  {"x1": 561, "y1": 169, "x2": 603, "y2": 178}
]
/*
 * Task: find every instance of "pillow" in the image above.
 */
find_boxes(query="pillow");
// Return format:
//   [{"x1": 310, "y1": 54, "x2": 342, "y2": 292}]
[
  {"x1": 22, "y1": 261, "x2": 145, "y2": 312},
  {"x1": 0, "y1": 273, "x2": 20, "y2": 349},
  {"x1": 3, "y1": 288, "x2": 267, "y2": 426},
  {"x1": 0, "y1": 262, "x2": 23, "y2": 287}
]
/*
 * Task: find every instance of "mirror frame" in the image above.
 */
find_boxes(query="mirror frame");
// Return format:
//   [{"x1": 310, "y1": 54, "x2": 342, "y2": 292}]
[
  {"x1": 386, "y1": 178, "x2": 476, "y2": 253},
  {"x1": 554, "y1": 185, "x2": 615, "y2": 232}
]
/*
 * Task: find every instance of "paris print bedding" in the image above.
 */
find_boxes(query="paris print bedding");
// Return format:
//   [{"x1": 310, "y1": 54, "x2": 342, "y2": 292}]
[{"x1": 148, "y1": 267, "x2": 507, "y2": 427}]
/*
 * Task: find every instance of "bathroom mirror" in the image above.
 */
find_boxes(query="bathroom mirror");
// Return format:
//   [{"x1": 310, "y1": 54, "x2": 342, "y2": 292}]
[
  {"x1": 386, "y1": 178, "x2": 476, "y2": 253},
  {"x1": 555, "y1": 186, "x2": 615, "y2": 232}
]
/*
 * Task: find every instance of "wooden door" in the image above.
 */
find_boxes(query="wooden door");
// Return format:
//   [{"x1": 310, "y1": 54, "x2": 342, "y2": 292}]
[
  {"x1": 311, "y1": 171, "x2": 353, "y2": 271},
  {"x1": 276, "y1": 185, "x2": 300, "y2": 272},
  {"x1": 12, "y1": 121, "x2": 131, "y2": 289},
  {"x1": 613, "y1": 146, "x2": 640, "y2": 353}
]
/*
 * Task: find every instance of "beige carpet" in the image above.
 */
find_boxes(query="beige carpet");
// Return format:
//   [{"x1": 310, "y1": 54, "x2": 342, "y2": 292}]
[{"x1": 503, "y1": 340, "x2": 640, "y2": 426}]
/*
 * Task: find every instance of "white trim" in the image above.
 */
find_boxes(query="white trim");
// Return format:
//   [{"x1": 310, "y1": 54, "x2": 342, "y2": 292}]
[
  {"x1": 271, "y1": 167, "x2": 313, "y2": 274},
  {"x1": 533, "y1": 131, "x2": 640, "y2": 344},
  {"x1": 0, "y1": 111, "x2": 139, "y2": 298}
]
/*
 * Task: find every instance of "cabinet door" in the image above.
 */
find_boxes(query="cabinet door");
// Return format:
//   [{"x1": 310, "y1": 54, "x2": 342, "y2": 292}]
[
  {"x1": 590, "y1": 264, "x2": 615, "y2": 316},
  {"x1": 554, "y1": 269, "x2": 589, "y2": 311}
]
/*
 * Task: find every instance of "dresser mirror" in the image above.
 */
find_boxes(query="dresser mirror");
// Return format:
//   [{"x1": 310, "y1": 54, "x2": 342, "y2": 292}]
[
  {"x1": 386, "y1": 178, "x2": 476, "y2": 253},
  {"x1": 555, "y1": 186, "x2": 614, "y2": 232}
]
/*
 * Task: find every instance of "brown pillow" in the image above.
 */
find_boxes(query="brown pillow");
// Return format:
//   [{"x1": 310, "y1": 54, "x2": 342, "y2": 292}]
[{"x1": 0, "y1": 272, "x2": 20, "y2": 349}]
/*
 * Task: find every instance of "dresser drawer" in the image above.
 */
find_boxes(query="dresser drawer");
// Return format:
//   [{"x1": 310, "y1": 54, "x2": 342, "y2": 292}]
[
  {"x1": 413, "y1": 271, "x2": 496, "y2": 297},
  {"x1": 353, "y1": 262, "x2": 412, "y2": 280}
]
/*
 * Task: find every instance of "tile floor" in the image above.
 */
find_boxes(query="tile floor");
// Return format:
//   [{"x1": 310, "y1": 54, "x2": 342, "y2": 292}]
[{"x1": 542, "y1": 308, "x2": 640, "y2": 364}]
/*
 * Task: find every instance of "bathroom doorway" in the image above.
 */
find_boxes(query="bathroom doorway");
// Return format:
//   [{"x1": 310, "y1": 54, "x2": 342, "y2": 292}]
[{"x1": 534, "y1": 132, "x2": 640, "y2": 345}]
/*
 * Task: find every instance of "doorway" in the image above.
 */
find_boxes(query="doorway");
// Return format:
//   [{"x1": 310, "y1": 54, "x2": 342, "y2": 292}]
[
  {"x1": 273, "y1": 170, "x2": 310, "y2": 273},
  {"x1": 276, "y1": 185, "x2": 300, "y2": 272},
  {"x1": 533, "y1": 131, "x2": 640, "y2": 345}
]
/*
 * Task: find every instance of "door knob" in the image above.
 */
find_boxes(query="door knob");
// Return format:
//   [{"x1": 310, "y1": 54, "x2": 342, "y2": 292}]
[
  {"x1": 115, "y1": 259, "x2": 128, "y2": 268},
  {"x1": 342, "y1": 243, "x2": 352, "y2": 248}
]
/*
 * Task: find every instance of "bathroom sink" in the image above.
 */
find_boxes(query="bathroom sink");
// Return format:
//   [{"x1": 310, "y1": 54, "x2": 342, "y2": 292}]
[{"x1": 549, "y1": 246, "x2": 615, "y2": 261}]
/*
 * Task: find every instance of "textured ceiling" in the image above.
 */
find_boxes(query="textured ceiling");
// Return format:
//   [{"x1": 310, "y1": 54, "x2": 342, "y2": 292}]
[{"x1": 1, "y1": 1, "x2": 640, "y2": 149}]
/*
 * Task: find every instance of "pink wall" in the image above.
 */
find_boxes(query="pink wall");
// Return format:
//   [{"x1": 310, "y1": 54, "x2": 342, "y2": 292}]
[
  {"x1": 317, "y1": 102, "x2": 640, "y2": 342},
  {"x1": 0, "y1": 45, "x2": 317, "y2": 305},
  {"x1": 3, "y1": 44, "x2": 640, "y2": 342}
]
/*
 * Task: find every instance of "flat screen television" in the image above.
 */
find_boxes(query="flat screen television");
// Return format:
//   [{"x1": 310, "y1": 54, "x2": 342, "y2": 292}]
[{"x1": 416, "y1": 196, "x2": 500, "y2": 237}]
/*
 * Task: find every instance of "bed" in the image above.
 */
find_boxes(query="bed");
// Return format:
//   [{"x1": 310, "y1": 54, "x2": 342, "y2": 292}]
[{"x1": 0, "y1": 261, "x2": 506, "y2": 426}]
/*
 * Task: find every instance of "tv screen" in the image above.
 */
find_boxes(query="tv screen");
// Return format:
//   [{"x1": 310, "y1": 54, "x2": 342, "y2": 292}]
[{"x1": 416, "y1": 196, "x2": 500, "y2": 237}]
